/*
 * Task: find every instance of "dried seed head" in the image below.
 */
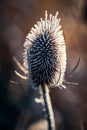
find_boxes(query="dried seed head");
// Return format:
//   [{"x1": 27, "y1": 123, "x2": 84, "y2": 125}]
[{"x1": 23, "y1": 11, "x2": 67, "y2": 89}]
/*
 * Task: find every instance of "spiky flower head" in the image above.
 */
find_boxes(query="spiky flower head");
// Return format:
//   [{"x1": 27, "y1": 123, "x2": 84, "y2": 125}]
[{"x1": 23, "y1": 11, "x2": 67, "y2": 89}]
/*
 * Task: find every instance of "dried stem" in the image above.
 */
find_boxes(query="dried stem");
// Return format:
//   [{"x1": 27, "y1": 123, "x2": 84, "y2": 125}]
[{"x1": 41, "y1": 84, "x2": 56, "y2": 130}]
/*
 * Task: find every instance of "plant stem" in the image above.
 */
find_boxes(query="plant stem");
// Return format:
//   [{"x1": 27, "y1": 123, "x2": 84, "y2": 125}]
[{"x1": 41, "y1": 84, "x2": 56, "y2": 130}]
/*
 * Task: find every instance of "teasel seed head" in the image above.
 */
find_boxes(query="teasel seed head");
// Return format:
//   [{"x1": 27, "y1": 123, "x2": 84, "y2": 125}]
[{"x1": 23, "y1": 11, "x2": 67, "y2": 89}]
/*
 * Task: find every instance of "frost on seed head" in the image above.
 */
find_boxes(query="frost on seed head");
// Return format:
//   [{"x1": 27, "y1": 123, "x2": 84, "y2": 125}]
[{"x1": 23, "y1": 11, "x2": 67, "y2": 89}]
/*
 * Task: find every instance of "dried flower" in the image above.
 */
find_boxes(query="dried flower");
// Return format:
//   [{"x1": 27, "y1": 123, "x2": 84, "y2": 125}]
[{"x1": 23, "y1": 11, "x2": 67, "y2": 89}]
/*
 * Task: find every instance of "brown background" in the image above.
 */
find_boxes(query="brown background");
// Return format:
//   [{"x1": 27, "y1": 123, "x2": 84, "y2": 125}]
[{"x1": 0, "y1": 0, "x2": 87, "y2": 130}]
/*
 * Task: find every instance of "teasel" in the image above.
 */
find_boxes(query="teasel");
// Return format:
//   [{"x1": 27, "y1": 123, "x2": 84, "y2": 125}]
[
  {"x1": 23, "y1": 11, "x2": 66, "y2": 89},
  {"x1": 22, "y1": 11, "x2": 67, "y2": 130}
]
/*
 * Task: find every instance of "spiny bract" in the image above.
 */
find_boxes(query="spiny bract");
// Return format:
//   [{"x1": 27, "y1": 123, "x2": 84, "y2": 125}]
[{"x1": 23, "y1": 11, "x2": 67, "y2": 89}]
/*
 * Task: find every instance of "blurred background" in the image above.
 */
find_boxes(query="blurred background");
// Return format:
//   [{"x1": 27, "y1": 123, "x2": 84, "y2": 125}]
[{"x1": 0, "y1": 0, "x2": 87, "y2": 130}]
